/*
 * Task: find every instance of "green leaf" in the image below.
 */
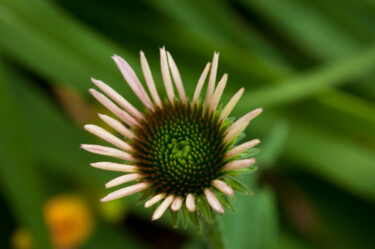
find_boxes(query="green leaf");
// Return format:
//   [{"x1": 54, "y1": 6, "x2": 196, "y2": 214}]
[
  {"x1": 0, "y1": 60, "x2": 52, "y2": 249},
  {"x1": 182, "y1": 205, "x2": 189, "y2": 229},
  {"x1": 196, "y1": 196, "x2": 213, "y2": 224},
  {"x1": 215, "y1": 194, "x2": 236, "y2": 213},
  {"x1": 170, "y1": 209, "x2": 179, "y2": 228},
  {"x1": 225, "y1": 177, "x2": 252, "y2": 195}
]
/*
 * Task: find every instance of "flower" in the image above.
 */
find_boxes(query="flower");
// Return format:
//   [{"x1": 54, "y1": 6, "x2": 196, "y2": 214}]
[
  {"x1": 82, "y1": 47, "x2": 262, "y2": 225},
  {"x1": 11, "y1": 195, "x2": 94, "y2": 249}
]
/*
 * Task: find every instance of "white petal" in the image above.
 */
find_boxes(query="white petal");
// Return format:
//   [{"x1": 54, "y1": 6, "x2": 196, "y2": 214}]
[
  {"x1": 185, "y1": 193, "x2": 196, "y2": 212},
  {"x1": 210, "y1": 74, "x2": 228, "y2": 112},
  {"x1": 140, "y1": 51, "x2": 162, "y2": 108},
  {"x1": 160, "y1": 47, "x2": 175, "y2": 103},
  {"x1": 222, "y1": 158, "x2": 256, "y2": 171},
  {"x1": 89, "y1": 89, "x2": 138, "y2": 127},
  {"x1": 101, "y1": 182, "x2": 149, "y2": 202},
  {"x1": 193, "y1": 62, "x2": 211, "y2": 104},
  {"x1": 145, "y1": 193, "x2": 166, "y2": 208},
  {"x1": 171, "y1": 196, "x2": 183, "y2": 212},
  {"x1": 90, "y1": 162, "x2": 138, "y2": 173},
  {"x1": 224, "y1": 108, "x2": 263, "y2": 143},
  {"x1": 212, "y1": 180, "x2": 234, "y2": 196},
  {"x1": 219, "y1": 88, "x2": 244, "y2": 123},
  {"x1": 226, "y1": 139, "x2": 260, "y2": 159},
  {"x1": 167, "y1": 51, "x2": 186, "y2": 104},
  {"x1": 223, "y1": 121, "x2": 249, "y2": 144},
  {"x1": 91, "y1": 78, "x2": 144, "y2": 120},
  {"x1": 204, "y1": 189, "x2": 224, "y2": 214},
  {"x1": 152, "y1": 195, "x2": 174, "y2": 221},
  {"x1": 98, "y1": 114, "x2": 136, "y2": 140},
  {"x1": 81, "y1": 144, "x2": 135, "y2": 161},
  {"x1": 205, "y1": 52, "x2": 219, "y2": 106},
  {"x1": 105, "y1": 173, "x2": 143, "y2": 188},
  {"x1": 84, "y1": 124, "x2": 133, "y2": 151},
  {"x1": 112, "y1": 55, "x2": 154, "y2": 111}
]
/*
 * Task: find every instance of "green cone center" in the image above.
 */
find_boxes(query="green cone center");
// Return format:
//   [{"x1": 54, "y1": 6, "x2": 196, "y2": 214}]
[{"x1": 132, "y1": 101, "x2": 227, "y2": 196}]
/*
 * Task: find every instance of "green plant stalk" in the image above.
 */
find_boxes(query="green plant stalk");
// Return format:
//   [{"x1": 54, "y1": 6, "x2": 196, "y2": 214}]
[{"x1": 202, "y1": 214, "x2": 225, "y2": 249}]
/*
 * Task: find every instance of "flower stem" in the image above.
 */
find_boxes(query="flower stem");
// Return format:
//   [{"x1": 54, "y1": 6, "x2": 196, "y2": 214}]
[{"x1": 202, "y1": 214, "x2": 225, "y2": 249}]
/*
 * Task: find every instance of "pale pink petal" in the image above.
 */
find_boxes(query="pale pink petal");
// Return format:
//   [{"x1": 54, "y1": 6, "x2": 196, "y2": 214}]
[
  {"x1": 140, "y1": 51, "x2": 162, "y2": 108},
  {"x1": 210, "y1": 74, "x2": 228, "y2": 113},
  {"x1": 219, "y1": 88, "x2": 244, "y2": 123},
  {"x1": 193, "y1": 62, "x2": 211, "y2": 104},
  {"x1": 205, "y1": 52, "x2": 219, "y2": 106},
  {"x1": 152, "y1": 195, "x2": 174, "y2": 221},
  {"x1": 101, "y1": 182, "x2": 149, "y2": 202},
  {"x1": 223, "y1": 121, "x2": 249, "y2": 144},
  {"x1": 81, "y1": 144, "x2": 135, "y2": 161},
  {"x1": 89, "y1": 89, "x2": 138, "y2": 127},
  {"x1": 160, "y1": 47, "x2": 175, "y2": 103},
  {"x1": 226, "y1": 139, "x2": 260, "y2": 159},
  {"x1": 145, "y1": 193, "x2": 166, "y2": 208},
  {"x1": 171, "y1": 196, "x2": 183, "y2": 212},
  {"x1": 112, "y1": 55, "x2": 154, "y2": 111},
  {"x1": 185, "y1": 193, "x2": 196, "y2": 212},
  {"x1": 222, "y1": 158, "x2": 256, "y2": 171},
  {"x1": 167, "y1": 51, "x2": 186, "y2": 104},
  {"x1": 91, "y1": 78, "x2": 144, "y2": 120},
  {"x1": 105, "y1": 173, "x2": 143, "y2": 188},
  {"x1": 224, "y1": 108, "x2": 263, "y2": 143},
  {"x1": 204, "y1": 189, "x2": 224, "y2": 214},
  {"x1": 212, "y1": 180, "x2": 234, "y2": 196},
  {"x1": 98, "y1": 114, "x2": 136, "y2": 140},
  {"x1": 84, "y1": 124, "x2": 133, "y2": 152},
  {"x1": 90, "y1": 162, "x2": 138, "y2": 173}
]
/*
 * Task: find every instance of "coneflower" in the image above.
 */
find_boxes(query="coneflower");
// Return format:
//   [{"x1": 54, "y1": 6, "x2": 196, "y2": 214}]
[{"x1": 82, "y1": 47, "x2": 262, "y2": 226}]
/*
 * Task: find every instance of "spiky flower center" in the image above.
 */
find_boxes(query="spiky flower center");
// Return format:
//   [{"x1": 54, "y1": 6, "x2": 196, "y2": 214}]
[{"x1": 132, "y1": 101, "x2": 228, "y2": 196}]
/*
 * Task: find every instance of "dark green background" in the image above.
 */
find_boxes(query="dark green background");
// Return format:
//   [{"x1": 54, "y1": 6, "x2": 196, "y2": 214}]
[{"x1": 1, "y1": 0, "x2": 375, "y2": 248}]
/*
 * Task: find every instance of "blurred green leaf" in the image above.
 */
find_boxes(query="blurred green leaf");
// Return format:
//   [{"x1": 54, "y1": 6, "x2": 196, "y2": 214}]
[
  {"x1": 0, "y1": 59, "x2": 52, "y2": 248},
  {"x1": 223, "y1": 187, "x2": 278, "y2": 249}
]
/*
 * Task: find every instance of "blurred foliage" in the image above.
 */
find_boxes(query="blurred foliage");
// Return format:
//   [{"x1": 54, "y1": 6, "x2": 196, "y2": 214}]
[{"x1": 0, "y1": 0, "x2": 374, "y2": 248}]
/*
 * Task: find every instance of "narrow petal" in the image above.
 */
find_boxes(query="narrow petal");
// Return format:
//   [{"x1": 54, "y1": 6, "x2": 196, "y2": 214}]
[
  {"x1": 171, "y1": 196, "x2": 183, "y2": 212},
  {"x1": 204, "y1": 189, "x2": 224, "y2": 214},
  {"x1": 81, "y1": 144, "x2": 135, "y2": 161},
  {"x1": 224, "y1": 108, "x2": 263, "y2": 143},
  {"x1": 185, "y1": 193, "x2": 196, "y2": 212},
  {"x1": 205, "y1": 52, "x2": 219, "y2": 106},
  {"x1": 91, "y1": 78, "x2": 144, "y2": 120},
  {"x1": 89, "y1": 89, "x2": 138, "y2": 127},
  {"x1": 140, "y1": 51, "x2": 162, "y2": 107},
  {"x1": 101, "y1": 182, "x2": 149, "y2": 202},
  {"x1": 222, "y1": 158, "x2": 256, "y2": 171},
  {"x1": 145, "y1": 193, "x2": 166, "y2": 208},
  {"x1": 210, "y1": 74, "x2": 228, "y2": 112},
  {"x1": 167, "y1": 51, "x2": 186, "y2": 104},
  {"x1": 98, "y1": 114, "x2": 136, "y2": 140},
  {"x1": 160, "y1": 47, "x2": 175, "y2": 103},
  {"x1": 223, "y1": 121, "x2": 249, "y2": 144},
  {"x1": 212, "y1": 180, "x2": 234, "y2": 196},
  {"x1": 84, "y1": 124, "x2": 133, "y2": 151},
  {"x1": 90, "y1": 162, "x2": 138, "y2": 173},
  {"x1": 112, "y1": 55, "x2": 154, "y2": 110},
  {"x1": 105, "y1": 173, "x2": 143, "y2": 188},
  {"x1": 226, "y1": 139, "x2": 261, "y2": 159},
  {"x1": 219, "y1": 87, "x2": 244, "y2": 123},
  {"x1": 193, "y1": 62, "x2": 211, "y2": 104},
  {"x1": 152, "y1": 195, "x2": 174, "y2": 221}
]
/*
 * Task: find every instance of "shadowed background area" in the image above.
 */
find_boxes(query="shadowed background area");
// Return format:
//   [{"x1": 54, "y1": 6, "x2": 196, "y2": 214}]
[{"x1": 0, "y1": 0, "x2": 375, "y2": 248}]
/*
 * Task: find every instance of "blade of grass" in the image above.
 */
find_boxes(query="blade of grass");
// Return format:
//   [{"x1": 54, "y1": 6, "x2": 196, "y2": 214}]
[{"x1": 0, "y1": 58, "x2": 52, "y2": 249}]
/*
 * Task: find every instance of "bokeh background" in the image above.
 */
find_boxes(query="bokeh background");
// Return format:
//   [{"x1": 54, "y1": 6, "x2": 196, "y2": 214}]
[{"x1": 1, "y1": 0, "x2": 375, "y2": 248}]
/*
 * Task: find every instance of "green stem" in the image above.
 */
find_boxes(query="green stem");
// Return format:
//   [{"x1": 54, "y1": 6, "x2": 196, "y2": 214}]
[{"x1": 202, "y1": 214, "x2": 225, "y2": 249}]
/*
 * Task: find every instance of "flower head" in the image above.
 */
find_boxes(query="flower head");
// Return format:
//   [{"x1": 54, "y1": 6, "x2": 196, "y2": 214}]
[{"x1": 82, "y1": 48, "x2": 262, "y2": 225}]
